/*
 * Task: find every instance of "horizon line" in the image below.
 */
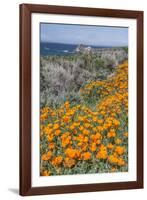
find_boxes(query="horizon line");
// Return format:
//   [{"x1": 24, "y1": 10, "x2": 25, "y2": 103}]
[{"x1": 40, "y1": 41, "x2": 128, "y2": 47}]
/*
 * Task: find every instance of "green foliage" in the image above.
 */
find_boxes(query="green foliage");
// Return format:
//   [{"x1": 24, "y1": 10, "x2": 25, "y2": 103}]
[
  {"x1": 40, "y1": 47, "x2": 128, "y2": 108},
  {"x1": 122, "y1": 47, "x2": 128, "y2": 54}
]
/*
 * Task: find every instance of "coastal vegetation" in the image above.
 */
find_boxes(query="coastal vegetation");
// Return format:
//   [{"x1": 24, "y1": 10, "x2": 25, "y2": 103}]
[
  {"x1": 40, "y1": 47, "x2": 127, "y2": 108},
  {"x1": 40, "y1": 47, "x2": 128, "y2": 176}
]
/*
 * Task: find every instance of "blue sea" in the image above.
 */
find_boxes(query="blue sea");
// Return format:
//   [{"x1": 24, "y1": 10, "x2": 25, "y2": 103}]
[
  {"x1": 40, "y1": 42, "x2": 77, "y2": 56},
  {"x1": 40, "y1": 42, "x2": 111, "y2": 56}
]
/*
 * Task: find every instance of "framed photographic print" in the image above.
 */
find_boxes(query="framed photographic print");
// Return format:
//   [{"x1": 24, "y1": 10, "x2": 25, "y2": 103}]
[{"x1": 19, "y1": 4, "x2": 143, "y2": 196}]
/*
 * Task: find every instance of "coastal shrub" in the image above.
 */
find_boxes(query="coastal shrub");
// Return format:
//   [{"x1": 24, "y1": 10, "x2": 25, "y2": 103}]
[
  {"x1": 40, "y1": 48, "x2": 127, "y2": 108},
  {"x1": 40, "y1": 60, "x2": 128, "y2": 176}
]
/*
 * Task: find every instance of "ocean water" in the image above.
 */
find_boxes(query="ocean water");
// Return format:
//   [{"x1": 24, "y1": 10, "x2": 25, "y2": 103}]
[
  {"x1": 40, "y1": 42, "x2": 77, "y2": 56},
  {"x1": 40, "y1": 42, "x2": 112, "y2": 56}
]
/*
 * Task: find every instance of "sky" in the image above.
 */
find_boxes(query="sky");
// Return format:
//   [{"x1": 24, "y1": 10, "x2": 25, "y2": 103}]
[{"x1": 40, "y1": 23, "x2": 128, "y2": 47}]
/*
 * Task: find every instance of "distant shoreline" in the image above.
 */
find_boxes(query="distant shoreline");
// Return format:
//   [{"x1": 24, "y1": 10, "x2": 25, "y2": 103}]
[
  {"x1": 41, "y1": 41, "x2": 128, "y2": 48},
  {"x1": 40, "y1": 42, "x2": 128, "y2": 57}
]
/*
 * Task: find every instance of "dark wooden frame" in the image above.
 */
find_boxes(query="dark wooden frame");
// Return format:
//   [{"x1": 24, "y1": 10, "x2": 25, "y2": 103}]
[{"x1": 19, "y1": 3, "x2": 144, "y2": 196}]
